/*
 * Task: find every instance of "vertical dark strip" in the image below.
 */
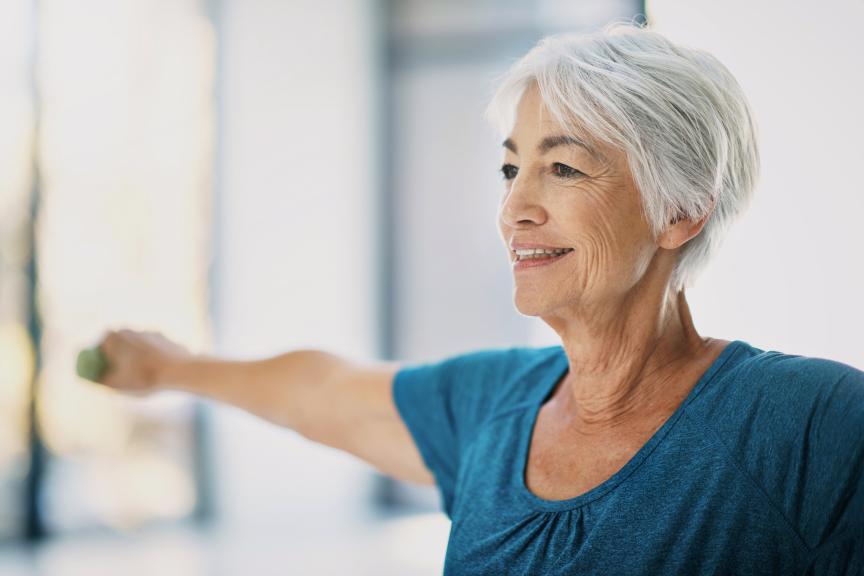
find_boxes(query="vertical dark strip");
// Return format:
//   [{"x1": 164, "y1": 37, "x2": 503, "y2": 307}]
[
  {"x1": 370, "y1": 0, "x2": 402, "y2": 511},
  {"x1": 191, "y1": 404, "x2": 215, "y2": 525},
  {"x1": 23, "y1": 0, "x2": 45, "y2": 543},
  {"x1": 374, "y1": 0, "x2": 395, "y2": 364},
  {"x1": 193, "y1": 0, "x2": 224, "y2": 526}
]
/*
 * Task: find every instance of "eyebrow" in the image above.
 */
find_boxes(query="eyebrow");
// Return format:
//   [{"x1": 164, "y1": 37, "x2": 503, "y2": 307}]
[{"x1": 502, "y1": 134, "x2": 600, "y2": 159}]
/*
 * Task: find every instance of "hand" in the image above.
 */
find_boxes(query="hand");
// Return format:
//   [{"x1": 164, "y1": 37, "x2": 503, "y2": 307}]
[{"x1": 91, "y1": 329, "x2": 194, "y2": 395}]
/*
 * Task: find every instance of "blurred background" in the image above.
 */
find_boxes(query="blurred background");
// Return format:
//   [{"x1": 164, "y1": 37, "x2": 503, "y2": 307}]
[{"x1": 0, "y1": 0, "x2": 861, "y2": 574}]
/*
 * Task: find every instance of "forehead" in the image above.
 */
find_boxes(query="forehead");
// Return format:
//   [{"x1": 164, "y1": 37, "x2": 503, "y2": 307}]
[
  {"x1": 508, "y1": 83, "x2": 614, "y2": 163},
  {"x1": 513, "y1": 83, "x2": 560, "y2": 130}
]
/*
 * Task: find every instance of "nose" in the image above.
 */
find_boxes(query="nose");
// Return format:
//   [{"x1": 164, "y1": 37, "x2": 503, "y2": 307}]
[{"x1": 498, "y1": 175, "x2": 547, "y2": 229}]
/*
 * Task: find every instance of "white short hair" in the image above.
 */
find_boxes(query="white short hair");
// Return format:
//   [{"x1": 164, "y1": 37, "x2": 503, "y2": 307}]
[{"x1": 486, "y1": 22, "x2": 760, "y2": 291}]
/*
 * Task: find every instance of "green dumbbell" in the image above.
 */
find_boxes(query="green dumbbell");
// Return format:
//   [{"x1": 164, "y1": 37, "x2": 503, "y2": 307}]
[{"x1": 76, "y1": 346, "x2": 110, "y2": 382}]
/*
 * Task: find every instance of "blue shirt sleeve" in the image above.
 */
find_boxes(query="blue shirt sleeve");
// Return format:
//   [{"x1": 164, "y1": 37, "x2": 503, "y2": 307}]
[
  {"x1": 391, "y1": 347, "x2": 541, "y2": 517},
  {"x1": 689, "y1": 346, "x2": 864, "y2": 571},
  {"x1": 727, "y1": 352, "x2": 864, "y2": 573},
  {"x1": 795, "y1": 360, "x2": 864, "y2": 573}
]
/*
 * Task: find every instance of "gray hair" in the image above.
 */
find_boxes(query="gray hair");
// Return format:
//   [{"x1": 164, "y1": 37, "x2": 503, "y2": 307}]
[{"x1": 485, "y1": 22, "x2": 760, "y2": 291}]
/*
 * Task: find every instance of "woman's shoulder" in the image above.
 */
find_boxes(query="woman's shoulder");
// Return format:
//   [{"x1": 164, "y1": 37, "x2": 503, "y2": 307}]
[
  {"x1": 740, "y1": 346, "x2": 864, "y2": 403},
  {"x1": 690, "y1": 340, "x2": 864, "y2": 441},
  {"x1": 395, "y1": 344, "x2": 565, "y2": 420},
  {"x1": 399, "y1": 344, "x2": 561, "y2": 383},
  {"x1": 690, "y1": 341, "x2": 864, "y2": 549},
  {"x1": 705, "y1": 340, "x2": 864, "y2": 410},
  {"x1": 428, "y1": 344, "x2": 561, "y2": 371}
]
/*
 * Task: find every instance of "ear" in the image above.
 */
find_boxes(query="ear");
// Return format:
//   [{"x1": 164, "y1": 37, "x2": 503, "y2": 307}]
[{"x1": 657, "y1": 199, "x2": 716, "y2": 250}]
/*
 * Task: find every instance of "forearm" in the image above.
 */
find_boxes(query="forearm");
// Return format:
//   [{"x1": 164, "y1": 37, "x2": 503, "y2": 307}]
[{"x1": 159, "y1": 349, "x2": 349, "y2": 436}]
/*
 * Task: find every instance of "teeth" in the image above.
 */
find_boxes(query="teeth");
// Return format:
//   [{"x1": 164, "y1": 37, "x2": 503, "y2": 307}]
[
  {"x1": 514, "y1": 247, "x2": 573, "y2": 260},
  {"x1": 515, "y1": 248, "x2": 571, "y2": 255}
]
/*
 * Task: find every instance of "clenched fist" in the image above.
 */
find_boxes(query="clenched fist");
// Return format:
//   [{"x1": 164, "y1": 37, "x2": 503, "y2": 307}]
[{"x1": 84, "y1": 329, "x2": 195, "y2": 395}]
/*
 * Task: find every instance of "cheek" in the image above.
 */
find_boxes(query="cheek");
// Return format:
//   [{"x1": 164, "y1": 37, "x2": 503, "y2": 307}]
[
  {"x1": 562, "y1": 193, "x2": 620, "y2": 255},
  {"x1": 562, "y1": 193, "x2": 652, "y2": 283}
]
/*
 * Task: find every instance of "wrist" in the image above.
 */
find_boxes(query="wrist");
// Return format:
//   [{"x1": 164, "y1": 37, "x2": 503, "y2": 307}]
[{"x1": 156, "y1": 353, "x2": 206, "y2": 393}]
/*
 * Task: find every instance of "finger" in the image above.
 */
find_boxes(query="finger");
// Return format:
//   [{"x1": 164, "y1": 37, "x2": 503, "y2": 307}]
[
  {"x1": 99, "y1": 330, "x2": 119, "y2": 358},
  {"x1": 98, "y1": 367, "x2": 115, "y2": 388}
]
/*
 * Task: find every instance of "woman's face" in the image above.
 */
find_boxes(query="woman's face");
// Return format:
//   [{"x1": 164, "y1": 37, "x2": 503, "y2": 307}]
[{"x1": 497, "y1": 83, "x2": 660, "y2": 317}]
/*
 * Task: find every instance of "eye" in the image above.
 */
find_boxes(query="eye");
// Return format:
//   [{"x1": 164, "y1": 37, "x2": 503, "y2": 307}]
[
  {"x1": 500, "y1": 163, "x2": 518, "y2": 180},
  {"x1": 552, "y1": 162, "x2": 583, "y2": 179}
]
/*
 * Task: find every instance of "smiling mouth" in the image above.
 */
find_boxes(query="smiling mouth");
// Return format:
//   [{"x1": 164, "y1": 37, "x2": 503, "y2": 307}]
[{"x1": 513, "y1": 248, "x2": 574, "y2": 262}]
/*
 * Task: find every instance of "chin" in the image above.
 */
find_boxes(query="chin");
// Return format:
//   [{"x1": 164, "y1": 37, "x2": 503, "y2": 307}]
[{"x1": 512, "y1": 292, "x2": 555, "y2": 318}]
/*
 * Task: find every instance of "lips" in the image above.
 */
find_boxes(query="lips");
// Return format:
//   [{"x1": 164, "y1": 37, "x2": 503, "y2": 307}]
[
  {"x1": 509, "y1": 242, "x2": 572, "y2": 251},
  {"x1": 508, "y1": 239, "x2": 574, "y2": 268},
  {"x1": 512, "y1": 247, "x2": 574, "y2": 262},
  {"x1": 511, "y1": 248, "x2": 573, "y2": 270}
]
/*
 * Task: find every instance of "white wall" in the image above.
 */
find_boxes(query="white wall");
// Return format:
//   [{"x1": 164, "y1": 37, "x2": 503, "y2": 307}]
[
  {"x1": 630, "y1": 1, "x2": 863, "y2": 368},
  {"x1": 210, "y1": 0, "x2": 380, "y2": 528},
  {"x1": 392, "y1": 62, "x2": 538, "y2": 362}
]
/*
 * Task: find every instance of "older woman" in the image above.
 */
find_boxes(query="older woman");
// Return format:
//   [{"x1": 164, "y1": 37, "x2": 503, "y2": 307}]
[{"x1": 93, "y1": 24, "x2": 862, "y2": 575}]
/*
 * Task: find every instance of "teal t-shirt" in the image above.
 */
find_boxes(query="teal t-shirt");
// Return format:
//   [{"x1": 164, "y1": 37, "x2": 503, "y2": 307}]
[{"x1": 392, "y1": 340, "x2": 864, "y2": 575}]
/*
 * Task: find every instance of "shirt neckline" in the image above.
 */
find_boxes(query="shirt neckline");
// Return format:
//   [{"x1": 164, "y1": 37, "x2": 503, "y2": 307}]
[{"x1": 515, "y1": 339, "x2": 747, "y2": 512}]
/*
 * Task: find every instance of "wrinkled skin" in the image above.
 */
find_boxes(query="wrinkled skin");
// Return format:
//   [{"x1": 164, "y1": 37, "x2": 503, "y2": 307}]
[{"x1": 496, "y1": 82, "x2": 726, "y2": 433}]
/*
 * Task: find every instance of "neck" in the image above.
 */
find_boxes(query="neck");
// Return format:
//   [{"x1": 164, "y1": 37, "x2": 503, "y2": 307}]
[{"x1": 543, "y1": 279, "x2": 713, "y2": 434}]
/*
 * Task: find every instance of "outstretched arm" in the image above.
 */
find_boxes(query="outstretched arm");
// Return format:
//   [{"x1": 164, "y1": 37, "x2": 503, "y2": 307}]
[{"x1": 91, "y1": 329, "x2": 435, "y2": 486}]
